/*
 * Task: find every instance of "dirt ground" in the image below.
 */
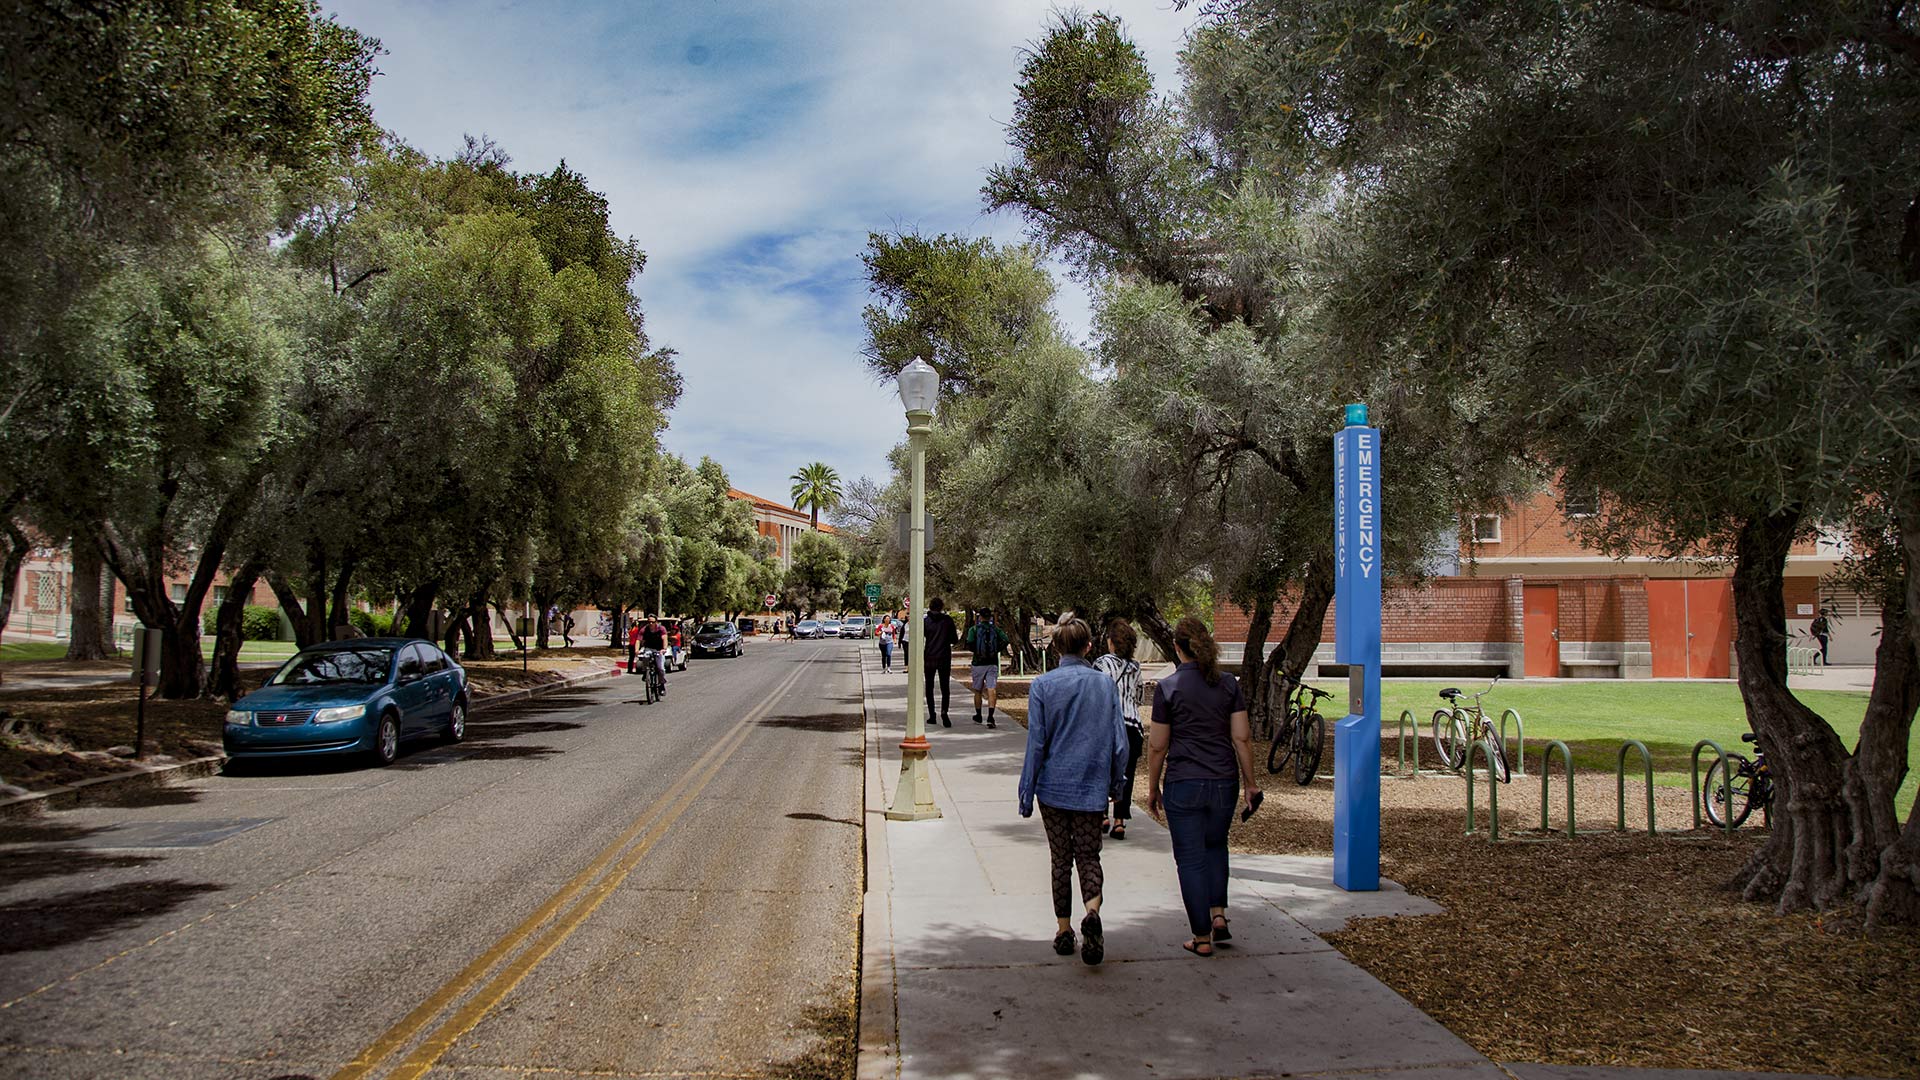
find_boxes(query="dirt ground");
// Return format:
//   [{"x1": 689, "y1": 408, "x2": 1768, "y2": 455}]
[
  {"x1": 989, "y1": 686, "x2": 1919, "y2": 1078},
  {"x1": 0, "y1": 649, "x2": 622, "y2": 793}
]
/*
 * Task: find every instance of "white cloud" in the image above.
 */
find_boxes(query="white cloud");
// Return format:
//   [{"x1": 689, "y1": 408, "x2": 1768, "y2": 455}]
[{"x1": 326, "y1": 0, "x2": 1200, "y2": 502}]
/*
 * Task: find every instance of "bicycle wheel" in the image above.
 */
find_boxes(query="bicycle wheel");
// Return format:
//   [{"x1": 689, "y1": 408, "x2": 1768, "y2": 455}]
[
  {"x1": 1293, "y1": 712, "x2": 1325, "y2": 785},
  {"x1": 1703, "y1": 755, "x2": 1754, "y2": 828},
  {"x1": 1267, "y1": 715, "x2": 1297, "y2": 775},
  {"x1": 1433, "y1": 709, "x2": 1463, "y2": 770},
  {"x1": 1482, "y1": 729, "x2": 1511, "y2": 784}
]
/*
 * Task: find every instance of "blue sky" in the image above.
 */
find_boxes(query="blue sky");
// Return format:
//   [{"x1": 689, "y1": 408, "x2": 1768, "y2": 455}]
[{"x1": 323, "y1": 1, "x2": 1201, "y2": 505}]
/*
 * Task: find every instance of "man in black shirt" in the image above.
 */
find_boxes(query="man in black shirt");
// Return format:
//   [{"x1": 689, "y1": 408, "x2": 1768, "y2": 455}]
[
  {"x1": 640, "y1": 615, "x2": 668, "y2": 692},
  {"x1": 922, "y1": 597, "x2": 958, "y2": 728}
]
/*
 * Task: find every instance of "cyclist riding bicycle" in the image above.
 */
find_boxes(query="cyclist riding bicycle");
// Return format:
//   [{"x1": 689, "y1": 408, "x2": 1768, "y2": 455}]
[{"x1": 640, "y1": 615, "x2": 668, "y2": 694}]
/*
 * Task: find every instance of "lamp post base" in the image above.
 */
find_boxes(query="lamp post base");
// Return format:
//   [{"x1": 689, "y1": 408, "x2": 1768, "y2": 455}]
[{"x1": 884, "y1": 739, "x2": 942, "y2": 821}]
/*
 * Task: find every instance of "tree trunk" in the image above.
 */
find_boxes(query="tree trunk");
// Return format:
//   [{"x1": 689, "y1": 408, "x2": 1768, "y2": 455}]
[
  {"x1": 64, "y1": 537, "x2": 114, "y2": 660},
  {"x1": 266, "y1": 570, "x2": 310, "y2": 648},
  {"x1": 531, "y1": 588, "x2": 554, "y2": 649},
  {"x1": 1134, "y1": 598, "x2": 1178, "y2": 663},
  {"x1": 1850, "y1": 587, "x2": 1919, "y2": 926},
  {"x1": 464, "y1": 591, "x2": 495, "y2": 660},
  {"x1": 492, "y1": 600, "x2": 524, "y2": 652},
  {"x1": 0, "y1": 513, "x2": 29, "y2": 685},
  {"x1": 1862, "y1": 487, "x2": 1920, "y2": 928},
  {"x1": 326, "y1": 556, "x2": 356, "y2": 639},
  {"x1": 607, "y1": 603, "x2": 626, "y2": 649},
  {"x1": 1726, "y1": 508, "x2": 1855, "y2": 914},
  {"x1": 401, "y1": 580, "x2": 439, "y2": 640},
  {"x1": 208, "y1": 558, "x2": 265, "y2": 701},
  {"x1": 1236, "y1": 587, "x2": 1276, "y2": 714}
]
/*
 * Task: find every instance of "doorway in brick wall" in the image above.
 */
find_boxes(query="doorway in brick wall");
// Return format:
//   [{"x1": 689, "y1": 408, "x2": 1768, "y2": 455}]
[
  {"x1": 1523, "y1": 584, "x2": 1560, "y2": 677},
  {"x1": 1647, "y1": 578, "x2": 1733, "y2": 678}
]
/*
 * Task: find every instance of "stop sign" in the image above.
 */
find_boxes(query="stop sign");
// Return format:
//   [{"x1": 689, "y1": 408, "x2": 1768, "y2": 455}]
[{"x1": 764, "y1": 593, "x2": 776, "y2": 609}]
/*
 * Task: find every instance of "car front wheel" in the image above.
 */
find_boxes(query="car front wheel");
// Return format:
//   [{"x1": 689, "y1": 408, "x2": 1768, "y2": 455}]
[
  {"x1": 444, "y1": 698, "x2": 467, "y2": 743},
  {"x1": 372, "y1": 711, "x2": 400, "y2": 767}
]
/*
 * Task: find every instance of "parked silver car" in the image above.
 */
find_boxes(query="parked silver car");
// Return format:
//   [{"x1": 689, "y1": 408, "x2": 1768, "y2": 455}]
[{"x1": 841, "y1": 616, "x2": 870, "y2": 638}]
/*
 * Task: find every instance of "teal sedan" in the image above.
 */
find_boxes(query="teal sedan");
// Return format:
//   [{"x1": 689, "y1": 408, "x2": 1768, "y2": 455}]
[{"x1": 224, "y1": 638, "x2": 469, "y2": 766}]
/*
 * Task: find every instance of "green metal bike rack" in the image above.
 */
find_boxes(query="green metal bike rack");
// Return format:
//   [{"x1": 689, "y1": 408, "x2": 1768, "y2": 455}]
[
  {"x1": 1501, "y1": 707, "x2": 1526, "y2": 778},
  {"x1": 1616, "y1": 740, "x2": 1655, "y2": 835},
  {"x1": 1464, "y1": 741, "x2": 1500, "y2": 840},
  {"x1": 1691, "y1": 738, "x2": 1735, "y2": 836},
  {"x1": 1394, "y1": 709, "x2": 1420, "y2": 778},
  {"x1": 1539, "y1": 740, "x2": 1575, "y2": 838}
]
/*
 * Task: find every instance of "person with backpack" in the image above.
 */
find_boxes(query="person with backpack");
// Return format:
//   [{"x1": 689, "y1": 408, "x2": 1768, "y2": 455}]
[
  {"x1": 965, "y1": 609, "x2": 1009, "y2": 728},
  {"x1": 1809, "y1": 610, "x2": 1832, "y2": 665}
]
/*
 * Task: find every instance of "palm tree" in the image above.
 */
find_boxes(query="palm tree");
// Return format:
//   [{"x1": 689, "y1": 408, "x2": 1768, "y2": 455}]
[{"x1": 790, "y1": 463, "x2": 843, "y2": 531}]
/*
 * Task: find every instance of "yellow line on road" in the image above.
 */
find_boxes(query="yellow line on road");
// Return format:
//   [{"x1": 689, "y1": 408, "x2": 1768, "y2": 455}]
[{"x1": 332, "y1": 650, "x2": 822, "y2": 1080}]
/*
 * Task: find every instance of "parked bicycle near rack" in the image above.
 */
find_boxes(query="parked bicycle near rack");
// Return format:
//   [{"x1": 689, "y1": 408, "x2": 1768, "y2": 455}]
[
  {"x1": 1703, "y1": 731, "x2": 1773, "y2": 828},
  {"x1": 1264, "y1": 677, "x2": 1329, "y2": 785},
  {"x1": 1435, "y1": 678, "x2": 1511, "y2": 783}
]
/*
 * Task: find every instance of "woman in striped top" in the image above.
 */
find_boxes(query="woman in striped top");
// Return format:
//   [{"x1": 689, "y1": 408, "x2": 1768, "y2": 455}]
[{"x1": 1094, "y1": 619, "x2": 1145, "y2": 840}]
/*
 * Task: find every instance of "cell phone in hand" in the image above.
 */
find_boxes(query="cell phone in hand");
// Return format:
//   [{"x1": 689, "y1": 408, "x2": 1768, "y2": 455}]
[{"x1": 1240, "y1": 790, "x2": 1264, "y2": 822}]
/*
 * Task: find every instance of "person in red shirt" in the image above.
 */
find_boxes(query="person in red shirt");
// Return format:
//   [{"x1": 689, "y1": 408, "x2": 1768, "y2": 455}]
[{"x1": 626, "y1": 618, "x2": 642, "y2": 674}]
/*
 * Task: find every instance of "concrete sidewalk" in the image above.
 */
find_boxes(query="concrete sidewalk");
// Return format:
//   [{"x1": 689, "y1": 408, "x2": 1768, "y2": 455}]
[{"x1": 857, "y1": 649, "x2": 1491, "y2": 1080}]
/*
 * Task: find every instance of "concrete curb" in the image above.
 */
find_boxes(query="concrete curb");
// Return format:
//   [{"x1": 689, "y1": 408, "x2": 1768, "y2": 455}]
[
  {"x1": 0, "y1": 663, "x2": 624, "y2": 820},
  {"x1": 856, "y1": 648, "x2": 900, "y2": 1080}
]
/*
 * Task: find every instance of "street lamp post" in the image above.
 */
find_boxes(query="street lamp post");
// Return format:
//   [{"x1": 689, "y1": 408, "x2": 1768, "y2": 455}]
[{"x1": 886, "y1": 359, "x2": 942, "y2": 821}]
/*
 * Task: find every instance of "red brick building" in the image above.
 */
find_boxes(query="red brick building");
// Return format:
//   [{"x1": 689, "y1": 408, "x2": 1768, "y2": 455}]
[
  {"x1": 1215, "y1": 489, "x2": 1866, "y2": 679},
  {"x1": 725, "y1": 489, "x2": 834, "y2": 569}
]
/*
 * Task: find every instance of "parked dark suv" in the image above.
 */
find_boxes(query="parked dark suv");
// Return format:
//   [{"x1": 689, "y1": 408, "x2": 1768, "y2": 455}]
[{"x1": 692, "y1": 620, "x2": 743, "y2": 658}]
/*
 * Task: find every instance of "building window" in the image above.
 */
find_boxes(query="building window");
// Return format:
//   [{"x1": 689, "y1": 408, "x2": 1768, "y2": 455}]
[
  {"x1": 169, "y1": 583, "x2": 187, "y2": 603},
  {"x1": 1563, "y1": 488, "x2": 1599, "y2": 518},
  {"x1": 1469, "y1": 514, "x2": 1502, "y2": 544},
  {"x1": 214, "y1": 585, "x2": 229, "y2": 604}
]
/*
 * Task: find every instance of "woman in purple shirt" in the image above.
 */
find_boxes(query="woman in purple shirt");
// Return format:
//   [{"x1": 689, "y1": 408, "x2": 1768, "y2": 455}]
[{"x1": 1146, "y1": 616, "x2": 1260, "y2": 957}]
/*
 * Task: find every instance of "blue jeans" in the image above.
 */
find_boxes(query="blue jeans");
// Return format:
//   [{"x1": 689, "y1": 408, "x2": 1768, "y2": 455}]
[
  {"x1": 1164, "y1": 777, "x2": 1238, "y2": 938},
  {"x1": 878, "y1": 641, "x2": 893, "y2": 670}
]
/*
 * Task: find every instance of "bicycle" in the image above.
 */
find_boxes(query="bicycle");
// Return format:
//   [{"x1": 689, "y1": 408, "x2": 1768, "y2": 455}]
[
  {"x1": 636, "y1": 647, "x2": 665, "y2": 704},
  {"x1": 1265, "y1": 678, "x2": 1329, "y2": 786},
  {"x1": 1702, "y1": 731, "x2": 1773, "y2": 828},
  {"x1": 1434, "y1": 678, "x2": 1511, "y2": 783}
]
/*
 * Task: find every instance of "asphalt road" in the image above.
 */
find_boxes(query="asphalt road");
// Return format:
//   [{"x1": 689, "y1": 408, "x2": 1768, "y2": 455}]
[{"x1": 0, "y1": 638, "x2": 866, "y2": 1079}]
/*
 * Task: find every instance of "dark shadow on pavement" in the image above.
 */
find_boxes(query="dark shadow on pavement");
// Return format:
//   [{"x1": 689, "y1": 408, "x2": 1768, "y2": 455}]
[
  {"x1": 0, "y1": 878, "x2": 224, "y2": 954},
  {"x1": 786, "y1": 811, "x2": 860, "y2": 828},
  {"x1": 760, "y1": 712, "x2": 862, "y2": 734}
]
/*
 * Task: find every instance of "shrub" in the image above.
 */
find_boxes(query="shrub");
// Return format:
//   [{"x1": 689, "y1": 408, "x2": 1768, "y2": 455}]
[
  {"x1": 348, "y1": 609, "x2": 394, "y2": 636},
  {"x1": 201, "y1": 605, "x2": 285, "y2": 641}
]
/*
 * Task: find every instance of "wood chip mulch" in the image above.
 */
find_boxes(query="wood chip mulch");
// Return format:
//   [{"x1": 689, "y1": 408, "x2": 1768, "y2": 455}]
[{"x1": 1236, "y1": 736, "x2": 1920, "y2": 1079}]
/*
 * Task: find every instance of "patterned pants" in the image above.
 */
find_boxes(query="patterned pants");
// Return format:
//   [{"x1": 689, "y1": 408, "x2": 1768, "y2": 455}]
[{"x1": 1039, "y1": 803, "x2": 1105, "y2": 918}]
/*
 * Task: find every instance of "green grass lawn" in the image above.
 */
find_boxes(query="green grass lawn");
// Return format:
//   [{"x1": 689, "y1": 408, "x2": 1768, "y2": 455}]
[
  {"x1": 0, "y1": 640, "x2": 69, "y2": 662},
  {"x1": 1310, "y1": 677, "x2": 1911, "y2": 815}
]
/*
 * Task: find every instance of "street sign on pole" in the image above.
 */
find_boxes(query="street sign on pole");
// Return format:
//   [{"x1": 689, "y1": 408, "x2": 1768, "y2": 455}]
[
  {"x1": 764, "y1": 592, "x2": 776, "y2": 610},
  {"x1": 865, "y1": 583, "x2": 882, "y2": 603},
  {"x1": 1332, "y1": 401, "x2": 1382, "y2": 892},
  {"x1": 892, "y1": 512, "x2": 934, "y2": 554}
]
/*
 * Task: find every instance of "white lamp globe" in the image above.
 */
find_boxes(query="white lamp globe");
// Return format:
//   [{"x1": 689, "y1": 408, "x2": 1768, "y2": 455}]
[{"x1": 897, "y1": 359, "x2": 939, "y2": 415}]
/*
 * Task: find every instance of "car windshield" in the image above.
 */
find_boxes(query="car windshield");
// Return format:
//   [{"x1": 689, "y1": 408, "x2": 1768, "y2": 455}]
[
  {"x1": 270, "y1": 648, "x2": 394, "y2": 686},
  {"x1": 699, "y1": 622, "x2": 731, "y2": 634},
  {"x1": 822, "y1": 621, "x2": 842, "y2": 629},
  {"x1": 797, "y1": 621, "x2": 820, "y2": 628}
]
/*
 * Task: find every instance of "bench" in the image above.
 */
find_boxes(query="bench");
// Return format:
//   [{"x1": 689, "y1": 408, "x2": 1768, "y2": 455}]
[{"x1": 1559, "y1": 659, "x2": 1622, "y2": 678}]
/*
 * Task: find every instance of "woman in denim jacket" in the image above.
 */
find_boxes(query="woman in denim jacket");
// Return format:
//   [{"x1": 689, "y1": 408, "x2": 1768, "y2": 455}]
[{"x1": 1017, "y1": 617, "x2": 1129, "y2": 965}]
